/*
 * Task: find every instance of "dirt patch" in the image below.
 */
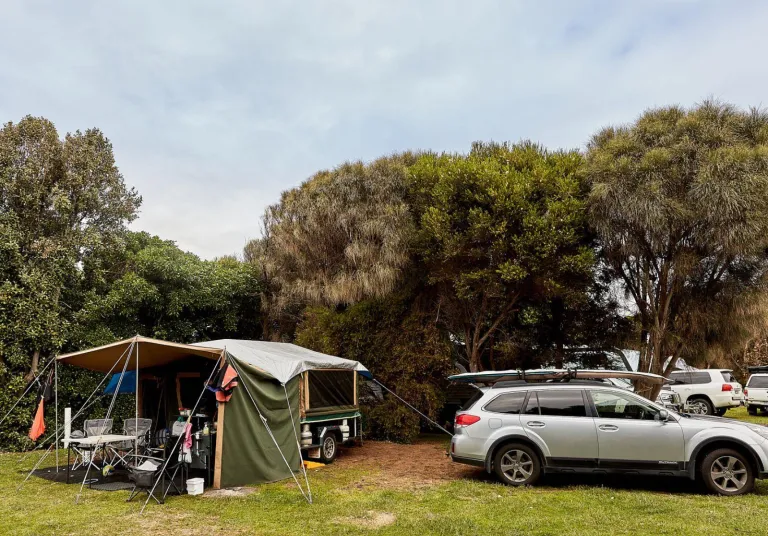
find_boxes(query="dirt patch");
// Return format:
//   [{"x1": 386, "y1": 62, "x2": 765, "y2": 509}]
[
  {"x1": 334, "y1": 510, "x2": 397, "y2": 529},
  {"x1": 334, "y1": 438, "x2": 485, "y2": 489},
  {"x1": 133, "y1": 511, "x2": 247, "y2": 535},
  {"x1": 203, "y1": 486, "x2": 256, "y2": 499}
]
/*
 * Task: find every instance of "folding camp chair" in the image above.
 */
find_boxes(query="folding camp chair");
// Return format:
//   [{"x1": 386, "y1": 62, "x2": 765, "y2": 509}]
[
  {"x1": 70, "y1": 419, "x2": 113, "y2": 472},
  {"x1": 108, "y1": 418, "x2": 152, "y2": 467},
  {"x1": 126, "y1": 457, "x2": 166, "y2": 505}
]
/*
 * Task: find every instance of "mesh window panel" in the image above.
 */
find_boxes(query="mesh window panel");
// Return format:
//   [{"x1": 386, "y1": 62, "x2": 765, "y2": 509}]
[{"x1": 307, "y1": 370, "x2": 355, "y2": 409}]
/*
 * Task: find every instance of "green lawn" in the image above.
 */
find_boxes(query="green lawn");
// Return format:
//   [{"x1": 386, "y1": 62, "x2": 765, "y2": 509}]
[{"x1": 2, "y1": 409, "x2": 768, "y2": 536}]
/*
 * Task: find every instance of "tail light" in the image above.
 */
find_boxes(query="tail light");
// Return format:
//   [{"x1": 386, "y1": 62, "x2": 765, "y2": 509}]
[
  {"x1": 455, "y1": 414, "x2": 481, "y2": 426},
  {"x1": 722, "y1": 384, "x2": 733, "y2": 392},
  {"x1": 745, "y1": 388, "x2": 749, "y2": 397}
]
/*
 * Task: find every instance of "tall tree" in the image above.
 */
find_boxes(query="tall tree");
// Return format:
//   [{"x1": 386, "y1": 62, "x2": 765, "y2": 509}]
[
  {"x1": 586, "y1": 101, "x2": 768, "y2": 399},
  {"x1": 0, "y1": 116, "x2": 141, "y2": 379},
  {"x1": 407, "y1": 141, "x2": 593, "y2": 372}
]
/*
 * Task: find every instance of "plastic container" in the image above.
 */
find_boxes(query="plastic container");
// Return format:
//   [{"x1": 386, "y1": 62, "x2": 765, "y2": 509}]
[{"x1": 187, "y1": 478, "x2": 205, "y2": 496}]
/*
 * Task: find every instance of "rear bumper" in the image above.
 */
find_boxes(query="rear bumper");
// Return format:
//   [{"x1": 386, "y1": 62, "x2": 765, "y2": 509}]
[
  {"x1": 450, "y1": 455, "x2": 485, "y2": 468},
  {"x1": 747, "y1": 400, "x2": 768, "y2": 406}
]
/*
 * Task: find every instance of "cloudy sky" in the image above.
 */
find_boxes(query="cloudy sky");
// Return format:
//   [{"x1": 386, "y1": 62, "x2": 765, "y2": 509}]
[{"x1": 1, "y1": 1, "x2": 766, "y2": 259}]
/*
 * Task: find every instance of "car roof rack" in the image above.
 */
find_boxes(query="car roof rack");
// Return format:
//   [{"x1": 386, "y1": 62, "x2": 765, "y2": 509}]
[
  {"x1": 748, "y1": 366, "x2": 768, "y2": 374},
  {"x1": 448, "y1": 368, "x2": 667, "y2": 386}
]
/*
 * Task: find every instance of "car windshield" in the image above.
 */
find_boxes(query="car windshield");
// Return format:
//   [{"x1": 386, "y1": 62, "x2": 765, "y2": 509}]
[{"x1": 748, "y1": 376, "x2": 768, "y2": 388}]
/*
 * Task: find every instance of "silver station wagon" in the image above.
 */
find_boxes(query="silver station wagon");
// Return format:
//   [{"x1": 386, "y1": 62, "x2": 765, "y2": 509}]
[{"x1": 448, "y1": 370, "x2": 768, "y2": 496}]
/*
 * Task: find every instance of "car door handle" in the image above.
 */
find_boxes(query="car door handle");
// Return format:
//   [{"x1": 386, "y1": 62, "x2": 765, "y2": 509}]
[
  {"x1": 598, "y1": 424, "x2": 619, "y2": 432},
  {"x1": 527, "y1": 421, "x2": 545, "y2": 428}
]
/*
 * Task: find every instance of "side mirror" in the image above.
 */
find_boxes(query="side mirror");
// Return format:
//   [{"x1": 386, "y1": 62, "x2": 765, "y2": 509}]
[{"x1": 658, "y1": 409, "x2": 669, "y2": 422}]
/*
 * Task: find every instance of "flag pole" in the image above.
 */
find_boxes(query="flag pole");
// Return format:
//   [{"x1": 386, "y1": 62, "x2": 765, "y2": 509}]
[{"x1": 55, "y1": 359, "x2": 59, "y2": 472}]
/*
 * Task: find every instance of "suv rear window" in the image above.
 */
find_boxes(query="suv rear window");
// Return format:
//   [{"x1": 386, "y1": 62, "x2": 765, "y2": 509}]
[
  {"x1": 460, "y1": 389, "x2": 485, "y2": 411},
  {"x1": 748, "y1": 376, "x2": 768, "y2": 388},
  {"x1": 484, "y1": 392, "x2": 527, "y2": 414},
  {"x1": 721, "y1": 371, "x2": 737, "y2": 383},
  {"x1": 670, "y1": 371, "x2": 712, "y2": 385},
  {"x1": 524, "y1": 390, "x2": 587, "y2": 417}
]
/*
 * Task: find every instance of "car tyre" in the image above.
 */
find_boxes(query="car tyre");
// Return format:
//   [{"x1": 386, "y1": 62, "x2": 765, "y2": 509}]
[
  {"x1": 688, "y1": 397, "x2": 714, "y2": 416},
  {"x1": 493, "y1": 443, "x2": 541, "y2": 487},
  {"x1": 700, "y1": 448, "x2": 754, "y2": 496},
  {"x1": 319, "y1": 433, "x2": 338, "y2": 464},
  {"x1": 715, "y1": 408, "x2": 727, "y2": 417},
  {"x1": 748, "y1": 405, "x2": 758, "y2": 416}
]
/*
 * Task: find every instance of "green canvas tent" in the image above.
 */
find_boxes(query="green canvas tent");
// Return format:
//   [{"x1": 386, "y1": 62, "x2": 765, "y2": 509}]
[{"x1": 57, "y1": 336, "x2": 370, "y2": 490}]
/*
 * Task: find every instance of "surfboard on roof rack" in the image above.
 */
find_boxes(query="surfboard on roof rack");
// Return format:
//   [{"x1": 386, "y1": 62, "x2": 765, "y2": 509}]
[{"x1": 447, "y1": 368, "x2": 668, "y2": 385}]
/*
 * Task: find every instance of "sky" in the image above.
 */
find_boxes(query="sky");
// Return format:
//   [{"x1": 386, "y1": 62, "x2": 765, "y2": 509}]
[{"x1": 1, "y1": 1, "x2": 767, "y2": 259}]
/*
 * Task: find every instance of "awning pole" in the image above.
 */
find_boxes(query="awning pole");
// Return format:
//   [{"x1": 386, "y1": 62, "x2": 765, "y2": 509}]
[
  {"x1": 283, "y1": 383, "x2": 312, "y2": 503},
  {"x1": 372, "y1": 379, "x2": 453, "y2": 437},
  {"x1": 135, "y1": 337, "x2": 139, "y2": 459},
  {"x1": 55, "y1": 359, "x2": 59, "y2": 472}
]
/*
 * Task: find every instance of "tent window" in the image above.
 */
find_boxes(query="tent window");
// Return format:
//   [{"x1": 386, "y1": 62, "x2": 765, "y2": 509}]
[{"x1": 307, "y1": 370, "x2": 355, "y2": 409}]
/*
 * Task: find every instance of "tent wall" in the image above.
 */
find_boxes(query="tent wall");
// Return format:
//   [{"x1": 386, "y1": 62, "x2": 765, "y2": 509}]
[{"x1": 218, "y1": 361, "x2": 301, "y2": 488}]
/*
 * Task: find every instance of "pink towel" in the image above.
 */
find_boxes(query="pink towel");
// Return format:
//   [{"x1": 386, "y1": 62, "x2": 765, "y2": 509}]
[{"x1": 183, "y1": 423, "x2": 193, "y2": 450}]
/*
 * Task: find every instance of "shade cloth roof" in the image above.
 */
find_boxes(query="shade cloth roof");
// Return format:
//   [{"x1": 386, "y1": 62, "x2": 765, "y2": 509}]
[
  {"x1": 56, "y1": 336, "x2": 223, "y2": 373},
  {"x1": 194, "y1": 339, "x2": 370, "y2": 384}
]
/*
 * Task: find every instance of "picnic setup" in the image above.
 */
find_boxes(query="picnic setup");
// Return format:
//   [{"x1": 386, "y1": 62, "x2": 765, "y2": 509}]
[{"x1": 14, "y1": 336, "x2": 370, "y2": 510}]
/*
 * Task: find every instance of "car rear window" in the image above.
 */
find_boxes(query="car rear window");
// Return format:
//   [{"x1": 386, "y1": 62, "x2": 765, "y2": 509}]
[
  {"x1": 670, "y1": 371, "x2": 712, "y2": 385},
  {"x1": 720, "y1": 371, "x2": 737, "y2": 383},
  {"x1": 524, "y1": 390, "x2": 587, "y2": 417},
  {"x1": 460, "y1": 389, "x2": 485, "y2": 411},
  {"x1": 748, "y1": 376, "x2": 768, "y2": 388},
  {"x1": 484, "y1": 392, "x2": 527, "y2": 414}
]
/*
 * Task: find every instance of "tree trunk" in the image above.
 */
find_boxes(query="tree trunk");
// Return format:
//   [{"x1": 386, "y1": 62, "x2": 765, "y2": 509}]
[
  {"x1": 552, "y1": 298, "x2": 565, "y2": 368},
  {"x1": 23, "y1": 349, "x2": 41, "y2": 384}
]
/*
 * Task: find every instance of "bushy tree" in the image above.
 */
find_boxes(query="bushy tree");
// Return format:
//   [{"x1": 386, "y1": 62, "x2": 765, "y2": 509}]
[
  {"x1": 587, "y1": 101, "x2": 768, "y2": 398},
  {"x1": 407, "y1": 142, "x2": 593, "y2": 372}
]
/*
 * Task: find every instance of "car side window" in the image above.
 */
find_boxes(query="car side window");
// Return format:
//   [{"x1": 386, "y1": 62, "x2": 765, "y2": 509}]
[
  {"x1": 590, "y1": 391, "x2": 660, "y2": 421},
  {"x1": 670, "y1": 371, "x2": 711, "y2": 385},
  {"x1": 484, "y1": 392, "x2": 527, "y2": 414},
  {"x1": 535, "y1": 390, "x2": 588, "y2": 417}
]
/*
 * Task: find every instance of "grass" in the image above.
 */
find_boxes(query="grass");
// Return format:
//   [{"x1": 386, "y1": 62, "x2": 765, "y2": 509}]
[{"x1": 2, "y1": 408, "x2": 768, "y2": 536}]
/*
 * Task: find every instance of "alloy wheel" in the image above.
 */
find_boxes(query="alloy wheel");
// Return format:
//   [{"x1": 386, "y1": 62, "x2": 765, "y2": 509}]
[
  {"x1": 689, "y1": 400, "x2": 710, "y2": 415},
  {"x1": 710, "y1": 456, "x2": 748, "y2": 493},
  {"x1": 500, "y1": 450, "x2": 534, "y2": 483},
  {"x1": 323, "y1": 436, "x2": 336, "y2": 459}
]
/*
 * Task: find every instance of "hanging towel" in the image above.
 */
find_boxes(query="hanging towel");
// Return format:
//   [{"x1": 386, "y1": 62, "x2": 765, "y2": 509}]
[{"x1": 29, "y1": 399, "x2": 46, "y2": 441}]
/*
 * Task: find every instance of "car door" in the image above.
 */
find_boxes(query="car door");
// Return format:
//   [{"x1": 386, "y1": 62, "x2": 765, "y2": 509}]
[
  {"x1": 519, "y1": 389, "x2": 598, "y2": 464},
  {"x1": 588, "y1": 389, "x2": 685, "y2": 469}
]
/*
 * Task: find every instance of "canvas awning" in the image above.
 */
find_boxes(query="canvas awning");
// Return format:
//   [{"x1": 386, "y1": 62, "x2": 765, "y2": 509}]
[
  {"x1": 57, "y1": 336, "x2": 223, "y2": 373},
  {"x1": 194, "y1": 339, "x2": 371, "y2": 384}
]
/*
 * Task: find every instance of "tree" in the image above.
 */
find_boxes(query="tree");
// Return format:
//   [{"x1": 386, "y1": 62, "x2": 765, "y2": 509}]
[
  {"x1": 0, "y1": 116, "x2": 140, "y2": 379},
  {"x1": 70, "y1": 231, "x2": 263, "y2": 347},
  {"x1": 407, "y1": 141, "x2": 593, "y2": 372},
  {"x1": 262, "y1": 154, "x2": 417, "y2": 310},
  {"x1": 586, "y1": 101, "x2": 768, "y2": 399}
]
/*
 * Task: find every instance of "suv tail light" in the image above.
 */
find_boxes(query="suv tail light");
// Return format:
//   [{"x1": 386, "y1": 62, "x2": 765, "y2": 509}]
[
  {"x1": 455, "y1": 414, "x2": 481, "y2": 426},
  {"x1": 745, "y1": 388, "x2": 749, "y2": 397},
  {"x1": 722, "y1": 384, "x2": 733, "y2": 392}
]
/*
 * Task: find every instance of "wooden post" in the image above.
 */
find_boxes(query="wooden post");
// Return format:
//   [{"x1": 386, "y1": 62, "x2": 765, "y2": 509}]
[
  {"x1": 353, "y1": 371, "x2": 358, "y2": 406},
  {"x1": 299, "y1": 373, "x2": 306, "y2": 418},
  {"x1": 213, "y1": 403, "x2": 225, "y2": 489}
]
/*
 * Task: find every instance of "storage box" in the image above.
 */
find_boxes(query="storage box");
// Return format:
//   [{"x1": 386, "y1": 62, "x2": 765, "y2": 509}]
[{"x1": 187, "y1": 478, "x2": 205, "y2": 496}]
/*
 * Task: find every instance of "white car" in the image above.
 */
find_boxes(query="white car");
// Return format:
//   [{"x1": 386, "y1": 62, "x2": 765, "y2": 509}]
[
  {"x1": 746, "y1": 373, "x2": 768, "y2": 415},
  {"x1": 668, "y1": 369, "x2": 743, "y2": 416}
]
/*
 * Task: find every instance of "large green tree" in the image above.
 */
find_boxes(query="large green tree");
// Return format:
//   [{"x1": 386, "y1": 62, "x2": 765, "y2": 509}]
[
  {"x1": 586, "y1": 101, "x2": 768, "y2": 398},
  {"x1": 0, "y1": 116, "x2": 141, "y2": 380},
  {"x1": 407, "y1": 142, "x2": 594, "y2": 372}
]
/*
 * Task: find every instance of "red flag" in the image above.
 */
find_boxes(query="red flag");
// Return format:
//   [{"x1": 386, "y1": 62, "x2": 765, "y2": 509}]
[{"x1": 29, "y1": 399, "x2": 46, "y2": 441}]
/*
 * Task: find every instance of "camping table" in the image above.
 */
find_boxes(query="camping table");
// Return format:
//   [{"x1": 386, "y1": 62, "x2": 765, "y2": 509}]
[{"x1": 66, "y1": 434, "x2": 139, "y2": 484}]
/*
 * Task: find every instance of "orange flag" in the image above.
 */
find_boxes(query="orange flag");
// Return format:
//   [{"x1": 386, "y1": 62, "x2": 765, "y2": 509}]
[{"x1": 28, "y1": 399, "x2": 46, "y2": 441}]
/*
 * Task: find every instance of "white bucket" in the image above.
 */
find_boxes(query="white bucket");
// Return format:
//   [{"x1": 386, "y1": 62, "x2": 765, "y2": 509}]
[{"x1": 187, "y1": 478, "x2": 205, "y2": 496}]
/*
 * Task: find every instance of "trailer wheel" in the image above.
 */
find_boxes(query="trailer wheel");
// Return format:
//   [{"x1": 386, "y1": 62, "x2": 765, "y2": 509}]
[{"x1": 320, "y1": 434, "x2": 338, "y2": 464}]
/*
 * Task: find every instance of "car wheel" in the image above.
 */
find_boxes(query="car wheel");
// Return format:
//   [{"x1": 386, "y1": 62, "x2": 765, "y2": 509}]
[
  {"x1": 319, "y1": 434, "x2": 338, "y2": 464},
  {"x1": 700, "y1": 448, "x2": 754, "y2": 496},
  {"x1": 748, "y1": 405, "x2": 758, "y2": 416},
  {"x1": 493, "y1": 443, "x2": 541, "y2": 486},
  {"x1": 688, "y1": 397, "x2": 714, "y2": 415}
]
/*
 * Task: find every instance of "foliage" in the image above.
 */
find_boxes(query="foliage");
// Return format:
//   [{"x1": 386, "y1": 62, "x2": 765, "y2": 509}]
[
  {"x1": 407, "y1": 141, "x2": 594, "y2": 371},
  {"x1": 262, "y1": 154, "x2": 417, "y2": 310},
  {"x1": 586, "y1": 101, "x2": 768, "y2": 397},
  {"x1": 295, "y1": 290, "x2": 454, "y2": 442}
]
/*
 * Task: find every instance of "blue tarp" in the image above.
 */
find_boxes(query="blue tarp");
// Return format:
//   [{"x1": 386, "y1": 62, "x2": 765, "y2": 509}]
[{"x1": 104, "y1": 370, "x2": 137, "y2": 394}]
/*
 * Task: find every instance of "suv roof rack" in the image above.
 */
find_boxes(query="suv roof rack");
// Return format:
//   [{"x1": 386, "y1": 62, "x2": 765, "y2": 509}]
[
  {"x1": 748, "y1": 366, "x2": 768, "y2": 374},
  {"x1": 448, "y1": 368, "x2": 667, "y2": 386}
]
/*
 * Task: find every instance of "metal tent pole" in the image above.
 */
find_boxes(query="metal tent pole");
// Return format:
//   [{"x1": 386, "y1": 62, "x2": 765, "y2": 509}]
[
  {"x1": 135, "y1": 337, "x2": 139, "y2": 460},
  {"x1": 55, "y1": 360, "x2": 59, "y2": 472}
]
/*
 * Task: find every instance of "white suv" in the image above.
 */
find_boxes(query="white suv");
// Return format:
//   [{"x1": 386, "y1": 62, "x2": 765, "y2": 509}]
[
  {"x1": 746, "y1": 373, "x2": 768, "y2": 415},
  {"x1": 668, "y1": 369, "x2": 743, "y2": 416}
]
